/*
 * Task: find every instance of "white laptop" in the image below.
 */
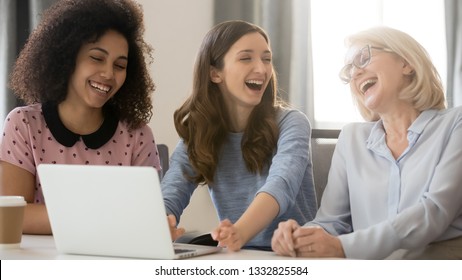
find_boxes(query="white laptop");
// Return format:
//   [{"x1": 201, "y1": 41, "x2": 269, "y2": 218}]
[{"x1": 37, "y1": 164, "x2": 221, "y2": 259}]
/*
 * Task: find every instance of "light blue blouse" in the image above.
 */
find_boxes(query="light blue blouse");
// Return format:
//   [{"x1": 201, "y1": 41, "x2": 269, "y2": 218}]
[
  {"x1": 309, "y1": 106, "x2": 462, "y2": 259},
  {"x1": 162, "y1": 108, "x2": 317, "y2": 249}
]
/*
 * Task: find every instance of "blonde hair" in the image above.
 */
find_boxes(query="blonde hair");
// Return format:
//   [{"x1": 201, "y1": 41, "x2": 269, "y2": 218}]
[{"x1": 344, "y1": 26, "x2": 446, "y2": 121}]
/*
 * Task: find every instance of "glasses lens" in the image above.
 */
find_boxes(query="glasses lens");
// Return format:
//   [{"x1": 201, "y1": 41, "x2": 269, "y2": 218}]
[
  {"x1": 354, "y1": 46, "x2": 371, "y2": 68},
  {"x1": 339, "y1": 64, "x2": 352, "y2": 83},
  {"x1": 339, "y1": 46, "x2": 372, "y2": 83}
]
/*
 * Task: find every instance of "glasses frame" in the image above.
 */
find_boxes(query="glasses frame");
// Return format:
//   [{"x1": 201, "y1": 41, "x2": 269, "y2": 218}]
[{"x1": 339, "y1": 44, "x2": 393, "y2": 84}]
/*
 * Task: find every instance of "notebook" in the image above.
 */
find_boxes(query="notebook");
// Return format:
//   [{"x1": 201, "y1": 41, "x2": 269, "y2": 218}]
[{"x1": 37, "y1": 164, "x2": 221, "y2": 259}]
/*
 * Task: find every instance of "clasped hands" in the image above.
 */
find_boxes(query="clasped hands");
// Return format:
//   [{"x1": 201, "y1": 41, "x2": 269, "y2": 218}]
[{"x1": 271, "y1": 219, "x2": 346, "y2": 258}]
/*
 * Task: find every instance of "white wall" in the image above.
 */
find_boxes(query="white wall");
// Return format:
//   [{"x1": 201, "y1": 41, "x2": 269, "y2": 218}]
[{"x1": 137, "y1": 0, "x2": 219, "y2": 233}]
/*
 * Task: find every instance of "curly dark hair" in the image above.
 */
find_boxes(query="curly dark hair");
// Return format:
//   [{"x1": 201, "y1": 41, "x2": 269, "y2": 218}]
[
  {"x1": 174, "y1": 20, "x2": 283, "y2": 185},
  {"x1": 9, "y1": 0, "x2": 155, "y2": 130}
]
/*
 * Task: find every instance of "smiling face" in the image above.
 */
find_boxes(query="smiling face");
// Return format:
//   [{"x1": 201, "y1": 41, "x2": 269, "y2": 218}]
[
  {"x1": 66, "y1": 29, "x2": 128, "y2": 109},
  {"x1": 347, "y1": 45, "x2": 414, "y2": 114},
  {"x1": 210, "y1": 32, "x2": 273, "y2": 115}
]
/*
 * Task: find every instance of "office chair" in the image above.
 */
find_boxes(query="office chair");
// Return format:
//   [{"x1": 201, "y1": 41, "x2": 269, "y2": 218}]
[
  {"x1": 311, "y1": 129, "x2": 340, "y2": 207},
  {"x1": 157, "y1": 144, "x2": 169, "y2": 180}
]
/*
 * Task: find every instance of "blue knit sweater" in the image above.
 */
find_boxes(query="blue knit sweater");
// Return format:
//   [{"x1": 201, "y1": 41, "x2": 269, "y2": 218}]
[{"x1": 161, "y1": 108, "x2": 317, "y2": 249}]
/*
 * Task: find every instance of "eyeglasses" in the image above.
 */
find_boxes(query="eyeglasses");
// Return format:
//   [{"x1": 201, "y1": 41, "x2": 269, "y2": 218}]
[{"x1": 339, "y1": 45, "x2": 393, "y2": 83}]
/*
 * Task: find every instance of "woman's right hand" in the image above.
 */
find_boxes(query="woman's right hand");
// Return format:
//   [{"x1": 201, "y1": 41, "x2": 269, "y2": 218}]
[
  {"x1": 167, "y1": 214, "x2": 185, "y2": 241},
  {"x1": 271, "y1": 219, "x2": 301, "y2": 257}
]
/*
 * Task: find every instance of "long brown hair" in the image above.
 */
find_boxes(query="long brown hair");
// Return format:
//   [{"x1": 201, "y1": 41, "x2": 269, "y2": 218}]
[{"x1": 174, "y1": 20, "x2": 281, "y2": 185}]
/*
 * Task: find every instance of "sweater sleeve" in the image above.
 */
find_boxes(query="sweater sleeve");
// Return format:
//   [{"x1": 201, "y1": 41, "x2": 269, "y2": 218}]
[
  {"x1": 257, "y1": 109, "x2": 312, "y2": 217},
  {"x1": 160, "y1": 140, "x2": 197, "y2": 223}
]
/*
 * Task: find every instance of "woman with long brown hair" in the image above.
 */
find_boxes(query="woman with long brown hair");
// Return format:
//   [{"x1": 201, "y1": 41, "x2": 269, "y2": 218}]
[{"x1": 162, "y1": 20, "x2": 316, "y2": 251}]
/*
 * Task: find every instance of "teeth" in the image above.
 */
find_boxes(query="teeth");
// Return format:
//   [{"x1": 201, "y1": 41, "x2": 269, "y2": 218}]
[
  {"x1": 90, "y1": 81, "x2": 111, "y2": 93},
  {"x1": 245, "y1": 80, "x2": 263, "y2": 85},
  {"x1": 245, "y1": 79, "x2": 264, "y2": 91},
  {"x1": 360, "y1": 79, "x2": 377, "y2": 93}
]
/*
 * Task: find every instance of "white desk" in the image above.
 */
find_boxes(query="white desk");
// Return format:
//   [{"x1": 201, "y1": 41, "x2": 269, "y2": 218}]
[
  {"x1": 2, "y1": 236, "x2": 452, "y2": 280},
  {"x1": 0, "y1": 235, "x2": 302, "y2": 260}
]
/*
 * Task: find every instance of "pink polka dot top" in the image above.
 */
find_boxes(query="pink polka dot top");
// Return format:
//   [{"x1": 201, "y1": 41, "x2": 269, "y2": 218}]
[{"x1": 0, "y1": 103, "x2": 161, "y2": 203}]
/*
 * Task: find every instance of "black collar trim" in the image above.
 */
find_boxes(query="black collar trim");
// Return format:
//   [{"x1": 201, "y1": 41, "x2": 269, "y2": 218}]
[{"x1": 42, "y1": 102, "x2": 119, "y2": 149}]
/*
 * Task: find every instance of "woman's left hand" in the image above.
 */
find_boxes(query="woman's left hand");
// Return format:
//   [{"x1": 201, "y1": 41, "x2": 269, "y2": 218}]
[
  {"x1": 292, "y1": 226, "x2": 345, "y2": 258},
  {"x1": 211, "y1": 219, "x2": 244, "y2": 251}
]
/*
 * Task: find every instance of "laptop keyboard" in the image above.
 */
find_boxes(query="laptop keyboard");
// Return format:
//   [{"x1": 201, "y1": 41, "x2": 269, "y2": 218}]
[{"x1": 174, "y1": 248, "x2": 194, "y2": 254}]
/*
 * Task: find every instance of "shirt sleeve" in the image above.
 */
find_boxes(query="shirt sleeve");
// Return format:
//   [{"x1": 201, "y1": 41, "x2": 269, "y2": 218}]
[
  {"x1": 0, "y1": 108, "x2": 36, "y2": 175},
  {"x1": 308, "y1": 126, "x2": 354, "y2": 235},
  {"x1": 130, "y1": 125, "x2": 161, "y2": 171},
  {"x1": 257, "y1": 109, "x2": 312, "y2": 217}
]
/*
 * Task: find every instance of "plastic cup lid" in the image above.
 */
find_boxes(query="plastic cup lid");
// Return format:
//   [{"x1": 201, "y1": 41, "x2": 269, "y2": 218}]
[{"x1": 0, "y1": 196, "x2": 27, "y2": 207}]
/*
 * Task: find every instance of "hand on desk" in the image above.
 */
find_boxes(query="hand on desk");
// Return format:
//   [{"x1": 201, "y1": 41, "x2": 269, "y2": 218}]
[
  {"x1": 271, "y1": 219, "x2": 345, "y2": 258},
  {"x1": 211, "y1": 219, "x2": 244, "y2": 251},
  {"x1": 167, "y1": 214, "x2": 185, "y2": 241}
]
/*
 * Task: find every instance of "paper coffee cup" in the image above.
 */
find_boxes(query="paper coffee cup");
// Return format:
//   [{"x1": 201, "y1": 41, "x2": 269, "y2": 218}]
[{"x1": 0, "y1": 196, "x2": 26, "y2": 249}]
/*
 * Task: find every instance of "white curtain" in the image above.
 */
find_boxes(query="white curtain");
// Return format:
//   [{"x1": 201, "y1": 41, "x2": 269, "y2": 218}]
[
  {"x1": 287, "y1": 0, "x2": 313, "y2": 121},
  {"x1": 214, "y1": 0, "x2": 314, "y2": 122},
  {"x1": 445, "y1": 0, "x2": 462, "y2": 107}
]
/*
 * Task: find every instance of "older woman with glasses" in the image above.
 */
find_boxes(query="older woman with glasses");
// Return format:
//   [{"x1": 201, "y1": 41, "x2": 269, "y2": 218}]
[{"x1": 271, "y1": 26, "x2": 462, "y2": 259}]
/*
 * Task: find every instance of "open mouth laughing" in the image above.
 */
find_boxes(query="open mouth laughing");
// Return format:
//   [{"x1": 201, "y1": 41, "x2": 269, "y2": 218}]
[
  {"x1": 360, "y1": 79, "x2": 377, "y2": 94},
  {"x1": 89, "y1": 81, "x2": 112, "y2": 94},
  {"x1": 245, "y1": 79, "x2": 264, "y2": 91}
]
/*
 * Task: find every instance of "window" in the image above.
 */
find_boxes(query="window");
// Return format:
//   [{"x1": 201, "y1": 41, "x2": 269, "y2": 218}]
[{"x1": 310, "y1": 0, "x2": 446, "y2": 128}]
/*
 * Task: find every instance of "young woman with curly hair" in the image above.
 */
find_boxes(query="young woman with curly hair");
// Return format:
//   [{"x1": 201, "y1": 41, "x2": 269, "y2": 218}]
[
  {"x1": 162, "y1": 20, "x2": 317, "y2": 251},
  {"x1": 0, "y1": 0, "x2": 161, "y2": 234}
]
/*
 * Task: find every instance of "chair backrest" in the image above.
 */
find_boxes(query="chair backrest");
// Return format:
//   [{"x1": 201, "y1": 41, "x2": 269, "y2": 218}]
[
  {"x1": 311, "y1": 129, "x2": 340, "y2": 207},
  {"x1": 157, "y1": 144, "x2": 169, "y2": 180}
]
